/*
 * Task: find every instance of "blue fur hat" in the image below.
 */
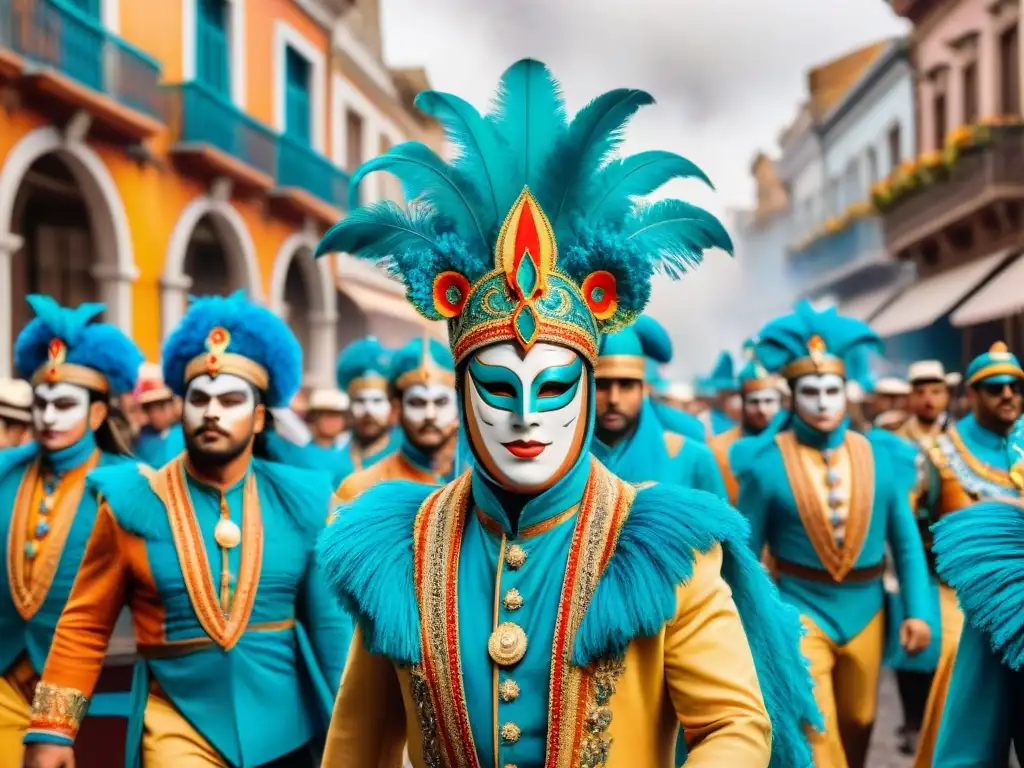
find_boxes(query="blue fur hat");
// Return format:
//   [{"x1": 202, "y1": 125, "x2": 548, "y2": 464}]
[
  {"x1": 965, "y1": 341, "x2": 1024, "y2": 387},
  {"x1": 389, "y1": 337, "x2": 456, "y2": 391},
  {"x1": 336, "y1": 337, "x2": 392, "y2": 393},
  {"x1": 14, "y1": 295, "x2": 142, "y2": 395},
  {"x1": 162, "y1": 292, "x2": 301, "y2": 408},
  {"x1": 756, "y1": 300, "x2": 880, "y2": 384}
]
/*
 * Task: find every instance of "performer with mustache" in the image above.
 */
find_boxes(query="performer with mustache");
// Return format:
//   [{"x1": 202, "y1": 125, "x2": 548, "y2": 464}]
[
  {"x1": 736, "y1": 301, "x2": 932, "y2": 768},
  {"x1": 336, "y1": 336, "x2": 458, "y2": 501},
  {"x1": 911, "y1": 342, "x2": 1024, "y2": 768},
  {"x1": 0, "y1": 296, "x2": 141, "y2": 764},
  {"x1": 316, "y1": 59, "x2": 819, "y2": 767},
  {"x1": 22, "y1": 293, "x2": 348, "y2": 768}
]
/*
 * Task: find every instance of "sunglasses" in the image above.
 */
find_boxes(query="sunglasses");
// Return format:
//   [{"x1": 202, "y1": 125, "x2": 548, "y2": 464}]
[{"x1": 978, "y1": 381, "x2": 1023, "y2": 397}]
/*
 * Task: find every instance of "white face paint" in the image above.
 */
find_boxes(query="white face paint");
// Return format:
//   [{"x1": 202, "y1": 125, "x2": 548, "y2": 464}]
[
  {"x1": 33, "y1": 382, "x2": 90, "y2": 434},
  {"x1": 467, "y1": 341, "x2": 586, "y2": 491},
  {"x1": 401, "y1": 383, "x2": 458, "y2": 429},
  {"x1": 349, "y1": 389, "x2": 392, "y2": 422},
  {"x1": 183, "y1": 374, "x2": 255, "y2": 434},
  {"x1": 794, "y1": 373, "x2": 847, "y2": 432}
]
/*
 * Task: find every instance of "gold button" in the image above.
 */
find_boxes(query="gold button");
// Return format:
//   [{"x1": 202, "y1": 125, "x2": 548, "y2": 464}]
[
  {"x1": 503, "y1": 588, "x2": 524, "y2": 611},
  {"x1": 500, "y1": 721, "x2": 521, "y2": 743},
  {"x1": 505, "y1": 544, "x2": 527, "y2": 570},
  {"x1": 498, "y1": 678, "x2": 520, "y2": 702},
  {"x1": 488, "y1": 622, "x2": 527, "y2": 666}
]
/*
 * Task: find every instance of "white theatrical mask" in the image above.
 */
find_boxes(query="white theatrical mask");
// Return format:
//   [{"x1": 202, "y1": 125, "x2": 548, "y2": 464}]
[
  {"x1": 183, "y1": 374, "x2": 256, "y2": 432},
  {"x1": 33, "y1": 382, "x2": 90, "y2": 434},
  {"x1": 466, "y1": 341, "x2": 586, "y2": 491},
  {"x1": 402, "y1": 383, "x2": 458, "y2": 428},
  {"x1": 794, "y1": 373, "x2": 847, "y2": 420},
  {"x1": 350, "y1": 388, "x2": 392, "y2": 423}
]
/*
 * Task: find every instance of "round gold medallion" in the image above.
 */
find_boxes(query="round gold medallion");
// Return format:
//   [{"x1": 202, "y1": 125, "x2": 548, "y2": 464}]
[
  {"x1": 505, "y1": 544, "x2": 527, "y2": 570},
  {"x1": 488, "y1": 622, "x2": 527, "y2": 666},
  {"x1": 214, "y1": 519, "x2": 242, "y2": 549}
]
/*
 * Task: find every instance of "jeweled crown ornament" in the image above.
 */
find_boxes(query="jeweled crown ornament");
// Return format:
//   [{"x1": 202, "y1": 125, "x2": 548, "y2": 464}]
[
  {"x1": 45, "y1": 338, "x2": 67, "y2": 383},
  {"x1": 205, "y1": 327, "x2": 230, "y2": 377},
  {"x1": 314, "y1": 59, "x2": 732, "y2": 366}
]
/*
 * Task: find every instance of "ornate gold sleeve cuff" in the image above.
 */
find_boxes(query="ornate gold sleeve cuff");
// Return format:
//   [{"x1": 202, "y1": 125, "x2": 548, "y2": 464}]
[{"x1": 27, "y1": 681, "x2": 89, "y2": 741}]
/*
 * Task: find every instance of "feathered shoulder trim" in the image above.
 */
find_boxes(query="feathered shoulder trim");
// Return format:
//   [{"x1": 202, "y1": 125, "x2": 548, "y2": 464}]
[
  {"x1": 251, "y1": 458, "x2": 334, "y2": 539},
  {"x1": 934, "y1": 500, "x2": 1024, "y2": 670},
  {"x1": 576, "y1": 482, "x2": 820, "y2": 767},
  {"x1": 0, "y1": 442, "x2": 39, "y2": 485},
  {"x1": 85, "y1": 462, "x2": 170, "y2": 539},
  {"x1": 317, "y1": 479, "x2": 434, "y2": 665}
]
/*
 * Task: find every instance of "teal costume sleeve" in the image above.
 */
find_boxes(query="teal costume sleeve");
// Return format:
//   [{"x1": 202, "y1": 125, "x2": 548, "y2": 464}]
[
  {"x1": 933, "y1": 622, "x2": 1014, "y2": 767},
  {"x1": 299, "y1": 555, "x2": 353, "y2": 691},
  {"x1": 885, "y1": 474, "x2": 930, "y2": 622},
  {"x1": 735, "y1": 465, "x2": 770, "y2": 556},
  {"x1": 676, "y1": 442, "x2": 727, "y2": 499}
]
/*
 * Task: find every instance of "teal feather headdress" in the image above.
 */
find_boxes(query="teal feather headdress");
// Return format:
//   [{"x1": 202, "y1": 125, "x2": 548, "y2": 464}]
[
  {"x1": 316, "y1": 59, "x2": 730, "y2": 366},
  {"x1": 756, "y1": 300, "x2": 880, "y2": 382},
  {"x1": 336, "y1": 337, "x2": 392, "y2": 394},
  {"x1": 705, "y1": 351, "x2": 736, "y2": 392}
]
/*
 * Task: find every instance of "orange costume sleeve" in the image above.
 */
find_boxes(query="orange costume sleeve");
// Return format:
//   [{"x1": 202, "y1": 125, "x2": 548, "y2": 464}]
[{"x1": 26, "y1": 501, "x2": 129, "y2": 743}]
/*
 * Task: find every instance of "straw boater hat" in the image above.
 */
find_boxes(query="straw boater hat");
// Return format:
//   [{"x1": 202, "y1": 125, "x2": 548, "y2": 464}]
[
  {"x1": 307, "y1": 388, "x2": 350, "y2": 413},
  {"x1": 907, "y1": 360, "x2": 947, "y2": 385},
  {"x1": 872, "y1": 377, "x2": 911, "y2": 397},
  {"x1": 945, "y1": 372, "x2": 963, "y2": 388},
  {"x1": 0, "y1": 378, "x2": 32, "y2": 424}
]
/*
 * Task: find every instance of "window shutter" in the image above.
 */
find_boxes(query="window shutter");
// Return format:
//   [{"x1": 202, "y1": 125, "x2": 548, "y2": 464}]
[
  {"x1": 197, "y1": 0, "x2": 230, "y2": 97},
  {"x1": 284, "y1": 46, "x2": 312, "y2": 144}
]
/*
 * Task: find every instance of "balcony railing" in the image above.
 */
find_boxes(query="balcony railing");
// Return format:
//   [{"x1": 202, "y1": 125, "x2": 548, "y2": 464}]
[
  {"x1": 277, "y1": 133, "x2": 349, "y2": 211},
  {"x1": 166, "y1": 80, "x2": 278, "y2": 181},
  {"x1": 0, "y1": 0, "x2": 165, "y2": 120},
  {"x1": 787, "y1": 216, "x2": 884, "y2": 283}
]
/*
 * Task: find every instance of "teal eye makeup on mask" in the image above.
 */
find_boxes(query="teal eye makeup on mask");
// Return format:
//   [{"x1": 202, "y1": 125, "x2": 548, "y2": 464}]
[{"x1": 469, "y1": 357, "x2": 583, "y2": 419}]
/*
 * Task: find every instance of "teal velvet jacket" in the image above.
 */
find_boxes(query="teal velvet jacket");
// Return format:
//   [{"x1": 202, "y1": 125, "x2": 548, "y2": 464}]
[
  {"x1": 133, "y1": 424, "x2": 185, "y2": 468},
  {"x1": 737, "y1": 421, "x2": 932, "y2": 644},
  {"x1": 0, "y1": 435, "x2": 133, "y2": 676},
  {"x1": 593, "y1": 399, "x2": 726, "y2": 498},
  {"x1": 650, "y1": 399, "x2": 707, "y2": 443},
  {"x1": 932, "y1": 499, "x2": 1024, "y2": 766}
]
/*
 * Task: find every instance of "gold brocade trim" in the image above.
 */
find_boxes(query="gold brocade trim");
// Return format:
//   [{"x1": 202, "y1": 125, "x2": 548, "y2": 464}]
[
  {"x1": 546, "y1": 459, "x2": 633, "y2": 767},
  {"x1": 740, "y1": 378, "x2": 778, "y2": 394},
  {"x1": 30, "y1": 363, "x2": 109, "y2": 394},
  {"x1": 775, "y1": 431, "x2": 875, "y2": 582},
  {"x1": 395, "y1": 367, "x2": 456, "y2": 392},
  {"x1": 409, "y1": 667, "x2": 444, "y2": 768},
  {"x1": 413, "y1": 471, "x2": 480, "y2": 768},
  {"x1": 7, "y1": 451, "x2": 100, "y2": 621},
  {"x1": 779, "y1": 356, "x2": 846, "y2": 381},
  {"x1": 453, "y1": 311, "x2": 599, "y2": 367},
  {"x1": 146, "y1": 458, "x2": 263, "y2": 651},
  {"x1": 946, "y1": 426, "x2": 1015, "y2": 487},
  {"x1": 593, "y1": 355, "x2": 645, "y2": 381},
  {"x1": 27, "y1": 681, "x2": 88, "y2": 741},
  {"x1": 473, "y1": 504, "x2": 579, "y2": 540},
  {"x1": 184, "y1": 352, "x2": 269, "y2": 391}
]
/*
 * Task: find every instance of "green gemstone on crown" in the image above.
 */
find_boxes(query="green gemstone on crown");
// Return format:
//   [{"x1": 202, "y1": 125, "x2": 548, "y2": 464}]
[
  {"x1": 514, "y1": 302, "x2": 539, "y2": 346},
  {"x1": 445, "y1": 284, "x2": 462, "y2": 304},
  {"x1": 515, "y1": 251, "x2": 539, "y2": 298},
  {"x1": 591, "y1": 286, "x2": 605, "y2": 302}
]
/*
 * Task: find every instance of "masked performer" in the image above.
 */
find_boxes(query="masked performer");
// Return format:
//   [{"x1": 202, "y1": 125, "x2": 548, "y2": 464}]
[
  {"x1": 736, "y1": 301, "x2": 932, "y2": 768},
  {"x1": 333, "y1": 337, "x2": 400, "y2": 481},
  {"x1": 22, "y1": 293, "x2": 348, "y2": 768},
  {"x1": 912, "y1": 341, "x2": 1023, "y2": 768},
  {"x1": 593, "y1": 318, "x2": 725, "y2": 496},
  {"x1": 315, "y1": 58, "x2": 819, "y2": 768},
  {"x1": 929, "y1": 415, "x2": 1024, "y2": 766},
  {"x1": 710, "y1": 341, "x2": 783, "y2": 503},
  {"x1": 336, "y1": 337, "x2": 458, "y2": 501},
  {"x1": 0, "y1": 297, "x2": 141, "y2": 764}
]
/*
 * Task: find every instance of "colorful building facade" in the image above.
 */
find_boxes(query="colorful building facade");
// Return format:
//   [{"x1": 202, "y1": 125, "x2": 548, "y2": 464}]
[{"x1": 0, "y1": 0, "x2": 441, "y2": 386}]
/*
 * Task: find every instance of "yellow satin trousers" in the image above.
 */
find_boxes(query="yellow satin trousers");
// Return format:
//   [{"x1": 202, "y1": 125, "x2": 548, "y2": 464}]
[
  {"x1": 0, "y1": 664, "x2": 30, "y2": 766},
  {"x1": 143, "y1": 693, "x2": 227, "y2": 767},
  {"x1": 801, "y1": 611, "x2": 884, "y2": 768},
  {"x1": 913, "y1": 583, "x2": 963, "y2": 768}
]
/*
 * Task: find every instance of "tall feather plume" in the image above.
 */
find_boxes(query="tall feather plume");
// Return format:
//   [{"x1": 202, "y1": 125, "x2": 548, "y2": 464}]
[
  {"x1": 315, "y1": 201, "x2": 444, "y2": 273},
  {"x1": 26, "y1": 294, "x2": 105, "y2": 345},
  {"x1": 625, "y1": 200, "x2": 733, "y2": 278},
  {"x1": 348, "y1": 142, "x2": 490, "y2": 256},
  {"x1": 543, "y1": 89, "x2": 655, "y2": 235},
  {"x1": 587, "y1": 150, "x2": 712, "y2": 224},
  {"x1": 487, "y1": 59, "x2": 568, "y2": 195},
  {"x1": 414, "y1": 90, "x2": 517, "y2": 230}
]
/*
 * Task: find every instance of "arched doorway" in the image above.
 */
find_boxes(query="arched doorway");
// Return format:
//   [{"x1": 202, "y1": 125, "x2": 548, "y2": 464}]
[
  {"x1": 162, "y1": 197, "x2": 262, "y2": 340},
  {"x1": 0, "y1": 127, "x2": 136, "y2": 377},
  {"x1": 335, "y1": 290, "x2": 368, "y2": 355}
]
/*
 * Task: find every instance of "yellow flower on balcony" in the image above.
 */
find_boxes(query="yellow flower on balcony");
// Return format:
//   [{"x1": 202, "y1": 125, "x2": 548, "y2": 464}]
[
  {"x1": 919, "y1": 150, "x2": 944, "y2": 169},
  {"x1": 945, "y1": 124, "x2": 976, "y2": 150},
  {"x1": 846, "y1": 200, "x2": 874, "y2": 219},
  {"x1": 823, "y1": 215, "x2": 845, "y2": 234}
]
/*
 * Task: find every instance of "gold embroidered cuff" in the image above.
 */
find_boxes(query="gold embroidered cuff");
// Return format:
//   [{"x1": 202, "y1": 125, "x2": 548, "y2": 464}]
[
  {"x1": 184, "y1": 352, "x2": 269, "y2": 392},
  {"x1": 27, "y1": 681, "x2": 89, "y2": 741},
  {"x1": 395, "y1": 366, "x2": 456, "y2": 392},
  {"x1": 594, "y1": 355, "x2": 645, "y2": 381},
  {"x1": 780, "y1": 355, "x2": 846, "y2": 381},
  {"x1": 346, "y1": 375, "x2": 390, "y2": 396},
  {"x1": 967, "y1": 362, "x2": 1024, "y2": 387},
  {"x1": 31, "y1": 363, "x2": 109, "y2": 394}
]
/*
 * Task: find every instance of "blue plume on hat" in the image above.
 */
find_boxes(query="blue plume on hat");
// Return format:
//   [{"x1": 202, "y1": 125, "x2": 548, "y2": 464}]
[
  {"x1": 14, "y1": 295, "x2": 142, "y2": 394},
  {"x1": 336, "y1": 337, "x2": 393, "y2": 391},
  {"x1": 162, "y1": 292, "x2": 302, "y2": 407}
]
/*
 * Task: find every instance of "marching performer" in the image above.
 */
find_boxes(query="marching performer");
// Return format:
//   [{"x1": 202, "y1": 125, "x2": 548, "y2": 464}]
[
  {"x1": 913, "y1": 341, "x2": 1024, "y2": 768},
  {"x1": 0, "y1": 379, "x2": 33, "y2": 449},
  {"x1": 637, "y1": 316, "x2": 709, "y2": 442},
  {"x1": 0, "y1": 296, "x2": 142, "y2": 764},
  {"x1": 336, "y1": 336, "x2": 458, "y2": 501},
  {"x1": 305, "y1": 388, "x2": 350, "y2": 450},
  {"x1": 22, "y1": 293, "x2": 348, "y2": 768},
  {"x1": 333, "y1": 337, "x2": 400, "y2": 482},
  {"x1": 736, "y1": 301, "x2": 932, "y2": 768},
  {"x1": 704, "y1": 352, "x2": 738, "y2": 435},
  {"x1": 710, "y1": 341, "x2": 784, "y2": 503},
  {"x1": 132, "y1": 363, "x2": 185, "y2": 467},
  {"x1": 316, "y1": 58, "x2": 819, "y2": 767},
  {"x1": 592, "y1": 318, "x2": 726, "y2": 495},
  {"x1": 929, "y1": 416, "x2": 1024, "y2": 766},
  {"x1": 899, "y1": 361, "x2": 951, "y2": 447}
]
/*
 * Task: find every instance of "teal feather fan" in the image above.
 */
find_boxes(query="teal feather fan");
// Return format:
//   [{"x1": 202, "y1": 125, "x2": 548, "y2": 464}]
[{"x1": 316, "y1": 59, "x2": 731, "y2": 341}]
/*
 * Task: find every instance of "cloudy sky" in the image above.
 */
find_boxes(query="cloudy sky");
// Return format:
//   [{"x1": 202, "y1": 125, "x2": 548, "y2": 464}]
[{"x1": 379, "y1": 0, "x2": 909, "y2": 375}]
